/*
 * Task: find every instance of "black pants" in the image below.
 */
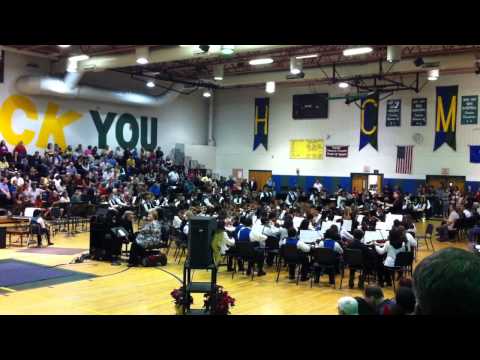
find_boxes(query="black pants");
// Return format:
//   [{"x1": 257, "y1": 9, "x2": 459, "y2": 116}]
[
  {"x1": 37, "y1": 228, "x2": 50, "y2": 246},
  {"x1": 348, "y1": 267, "x2": 365, "y2": 288},
  {"x1": 314, "y1": 267, "x2": 335, "y2": 284},
  {"x1": 129, "y1": 241, "x2": 146, "y2": 265},
  {"x1": 248, "y1": 248, "x2": 265, "y2": 272},
  {"x1": 377, "y1": 265, "x2": 393, "y2": 286},
  {"x1": 288, "y1": 255, "x2": 310, "y2": 280}
]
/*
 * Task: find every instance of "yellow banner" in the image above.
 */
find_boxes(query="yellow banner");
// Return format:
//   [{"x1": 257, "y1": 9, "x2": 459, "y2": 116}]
[{"x1": 290, "y1": 139, "x2": 324, "y2": 159}]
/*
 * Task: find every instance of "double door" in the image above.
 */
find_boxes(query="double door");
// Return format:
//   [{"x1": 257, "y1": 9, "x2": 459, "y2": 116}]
[
  {"x1": 249, "y1": 170, "x2": 273, "y2": 191},
  {"x1": 351, "y1": 173, "x2": 383, "y2": 194}
]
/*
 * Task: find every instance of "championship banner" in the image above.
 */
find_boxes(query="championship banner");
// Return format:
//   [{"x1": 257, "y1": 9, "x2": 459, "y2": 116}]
[
  {"x1": 434, "y1": 85, "x2": 458, "y2": 151},
  {"x1": 326, "y1": 145, "x2": 349, "y2": 158},
  {"x1": 359, "y1": 93, "x2": 379, "y2": 151},
  {"x1": 461, "y1": 95, "x2": 478, "y2": 125},
  {"x1": 253, "y1": 98, "x2": 269, "y2": 151},
  {"x1": 385, "y1": 99, "x2": 401, "y2": 127},
  {"x1": 290, "y1": 139, "x2": 324, "y2": 159}
]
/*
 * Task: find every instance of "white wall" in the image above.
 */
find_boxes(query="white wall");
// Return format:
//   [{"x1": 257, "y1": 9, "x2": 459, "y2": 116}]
[
  {"x1": 0, "y1": 52, "x2": 209, "y2": 152},
  {"x1": 214, "y1": 73, "x2": 480, "y2": 181},
  {"x1": 185, "y1": 145, "x2": 216, "y2": 170}
]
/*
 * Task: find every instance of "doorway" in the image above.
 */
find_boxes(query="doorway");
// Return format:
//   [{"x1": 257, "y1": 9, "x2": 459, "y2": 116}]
[
  {"x1": 351, "y1": 172, "x2": 384, "y2": 194},
  {"x1": 426, "y1": 175, "x2": 466, "y2": 192},
  {"x1": 249, "y1": 170, "x2": 273, "y2": 191}
]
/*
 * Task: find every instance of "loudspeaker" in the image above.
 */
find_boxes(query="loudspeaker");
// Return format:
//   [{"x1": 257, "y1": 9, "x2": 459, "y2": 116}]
[
  {"x1": 188, "y1": 216, "x2": 217, "y2": 268},
  {"x1": 0, "y1": 228, "x2": 6, "y2": 249}
]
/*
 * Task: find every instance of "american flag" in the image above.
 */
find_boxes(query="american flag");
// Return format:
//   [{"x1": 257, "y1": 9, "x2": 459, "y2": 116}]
[{"x1": 396, "y1": 146, "x2": 413, "y2": 174}]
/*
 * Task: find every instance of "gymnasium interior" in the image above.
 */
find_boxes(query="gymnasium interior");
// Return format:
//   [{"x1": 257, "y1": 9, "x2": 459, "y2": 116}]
[{"x1": 0, "y1": 45, "x2": 479, "y2": 316}]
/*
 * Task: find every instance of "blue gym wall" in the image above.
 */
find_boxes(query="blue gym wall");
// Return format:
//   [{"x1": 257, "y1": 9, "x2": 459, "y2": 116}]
[{"x1": 272, "y1": 175, "x2": 480, "y2": 194}]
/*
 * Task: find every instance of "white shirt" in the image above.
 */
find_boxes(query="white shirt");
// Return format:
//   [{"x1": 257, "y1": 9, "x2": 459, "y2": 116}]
[
  {"x1": 313, "y1": 182, "x2": 323, "y2": 192},
  {"x1": 340, "y1": 229, "x2": 354, "y2": 241},
  {"x1": 220, "y1": 232, "x2": 235, "y2": 255},
  {"x1": 238, "y1": 227, "x2": 267, "y2": 246},
  {"x1": 405, "y1": 232, "x2": 417, "y2": 248},
  {"x1": 168, "y1": 171, "x2": 179, "y2": 184},
  {"x1": 172, "y1": 216, "x2": 183, "y2": 229},
  {"x1": 11, "y1": 176, "x2": 24, "y2": 187},
  {"x1": 448, "y1": 210, "x2": 460, "y2": 230},
  {"x1": 34, "y1": 216, "x2": 47, "y2": 229},
  {"x1": 279, "y1": 238, "x2": 311, "y2": 253},
  {"x1": 375, "y1": 240, "x2": 412, "y2": 268}
]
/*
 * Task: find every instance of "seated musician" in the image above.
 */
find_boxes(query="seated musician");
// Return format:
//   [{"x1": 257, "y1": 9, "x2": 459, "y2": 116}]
[
  {"x1": 120, "y1": 210, "x2": 135, "y2": 243},
  {"x1": 128, "y1": 210, "x2": 163, "y2": 267},
  {"x1": 31, "y1": 209, "x2": 54, "y2": 247},
  {"x1": 314, "y1": 228, "x2": 344, "y2": 285},
  {"x1": 236, "y1": 217, "x2": 267, "y2": 276},
  {"x1": 279, "y1": 228, "x2": 311, "y2": 281},
  {"x1": 299, "y1": 213, "x2": 315, "y2": 231},
  {"x1": 362, "y1": 211, "x2": 379, "y2": 231},
  {"x1": 388, "y1": 191, "x2": 404, "y2": 214},
  {"x1": 375, "y1": 206, "x2": 386, "y2": 222},
  {"x1": 108, "y1": 188, "x2": 127, "y2": 212},
  {"x1": 347, "y1": 229, "x2": 376, "y2": 289},
  {"x1": 375, "y1": 228, "x2": 415, "y2": 288},
  {"x1": 211, "y1": 219, "x2": 235, "y2": 267}
]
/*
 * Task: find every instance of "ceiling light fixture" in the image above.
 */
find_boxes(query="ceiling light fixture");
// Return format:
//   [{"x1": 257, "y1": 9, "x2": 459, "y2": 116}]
[
  {"x1": 68, "y1": 54, "x2": 89, "y2": 62},
  {"x1": 58, "y1": 45, "x2": 71, "y2": 48},
  {"x1": 203, "y1": 89, "x2": 212, "y2": 98},
  {"x1": 343, "y1": 46, "x2": 373, "y2": 56},
  {"x1": 249, "y1": 58, "x2": 274, "y2": 66},
  {"x1": 338, "y1": 82, "x2": 349, "y2": 88},
  {"x1": 290, "y1": 57, "x2": 303, "y2": 75},
  {"x1": 266, "y1": 81, "x2": 276, "y2": 94},
  {"x1": 146, "y1": 81, "x2": 155, "y2": 88},
  {"x1": 136, "y1": 47, "x2": 150, "y2": 65},
  {"x1": 428, "y1": 69, "x2": 439, "y2": 81},
  {"x1": 296, "y1": 54, "x2": 318, "y2": 59},
  {"x1": 221, "y1": 45, "x2": 235, "y2": 55},
  {"x1": 213, "y1": 64, "x2": 224, "y2": 81}
]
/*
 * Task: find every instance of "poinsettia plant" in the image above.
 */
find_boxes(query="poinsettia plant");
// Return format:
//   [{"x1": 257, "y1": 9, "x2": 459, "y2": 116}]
[
  {"x1": 204, "y1": 286, "x2": 235, "y2": 315},
  {"x1": 171, "y1": 287, "x2": 193, "y2": 306}
]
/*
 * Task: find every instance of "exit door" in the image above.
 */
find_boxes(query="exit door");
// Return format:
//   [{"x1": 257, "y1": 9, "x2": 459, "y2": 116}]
[{"x1": 351, "y1": 173, "x2": 384, "y2": 194}]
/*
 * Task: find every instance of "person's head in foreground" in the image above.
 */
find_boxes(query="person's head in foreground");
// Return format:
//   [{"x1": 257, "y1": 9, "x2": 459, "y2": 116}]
[
  {"x1": 413, "y1": 248, "x2": 480, "y2": 315},
  {"x1": 338, "y1": 297, "x2": 358, "y2": 315},
  {"x1": 364, "y1": 286, "x2": 384, "y2": 307},
  {"x1": 392, "y1": 287, "x2": 416, "y2": 315}
]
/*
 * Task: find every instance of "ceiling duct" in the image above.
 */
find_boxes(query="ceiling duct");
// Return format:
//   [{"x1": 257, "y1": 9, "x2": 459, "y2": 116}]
[{"x1": 16, "y1": 74, "x2": 183, "y2": 107}]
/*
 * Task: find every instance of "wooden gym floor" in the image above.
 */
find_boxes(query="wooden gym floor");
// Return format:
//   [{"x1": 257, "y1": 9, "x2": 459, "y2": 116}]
[{"x1": 0, "y1": 220, "x2": 469, "y2": 315}]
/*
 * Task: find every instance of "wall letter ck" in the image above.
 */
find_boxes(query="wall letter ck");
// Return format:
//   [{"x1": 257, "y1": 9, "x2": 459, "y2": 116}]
[
  {"x1": 36, "y1": 102, "x2": 82, "y2": 149},
  {"x1": 0, "y1": 95, "x2": 38, "y2": 146}
]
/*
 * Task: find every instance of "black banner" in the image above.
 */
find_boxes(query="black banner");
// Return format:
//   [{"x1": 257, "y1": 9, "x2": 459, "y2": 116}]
[
  {"x1": 386, "y1": 99, "x2": 401, "y2": 127},
  {"x1": 434, "y1": 85, "x2": 458, "y2": 151},
  {"x1": 359, "y1": 93, "x2": 379, "y2": 151},
  {"x1": 326, "y1": 145, "x2": 349, "y2": 158}
]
